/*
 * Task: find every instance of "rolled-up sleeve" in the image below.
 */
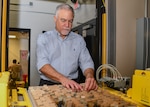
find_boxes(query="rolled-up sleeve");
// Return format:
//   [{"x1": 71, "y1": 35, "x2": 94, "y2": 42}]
[{"x1": 78, "y1": 37, "x2": 94, "y2": 73}]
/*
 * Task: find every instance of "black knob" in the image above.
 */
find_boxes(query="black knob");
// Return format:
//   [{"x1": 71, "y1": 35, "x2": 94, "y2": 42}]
[{"x1": 71, "y1": 0, "x2": 77, "y2": 3}]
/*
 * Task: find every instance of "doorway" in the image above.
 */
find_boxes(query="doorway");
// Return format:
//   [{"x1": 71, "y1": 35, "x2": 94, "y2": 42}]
[{"x1": 8, "y1": 28, "x2": 30, "y2": 87}]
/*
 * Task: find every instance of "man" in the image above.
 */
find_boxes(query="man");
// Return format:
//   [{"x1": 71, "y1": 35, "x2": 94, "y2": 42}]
[{"x1": 36, "y1": 4, "x2": 98, "y2": 91}]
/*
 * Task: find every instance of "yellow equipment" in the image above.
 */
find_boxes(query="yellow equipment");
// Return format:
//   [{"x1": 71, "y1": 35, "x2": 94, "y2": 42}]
[
  {"x1": 0, "y1": 72, "x2": 10, "y2": 107},
  {"x1": 0, "y1": 72, "x2": 32, "y2": 107},
  {"x1": 127, "y1": 69, "x2": 150, "y2": 106}
]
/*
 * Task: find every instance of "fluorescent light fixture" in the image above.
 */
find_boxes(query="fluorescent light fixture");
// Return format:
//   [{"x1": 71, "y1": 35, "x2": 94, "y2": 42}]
[{"x1": 9, "y1": 35, "x2": 16, "y2": 38}]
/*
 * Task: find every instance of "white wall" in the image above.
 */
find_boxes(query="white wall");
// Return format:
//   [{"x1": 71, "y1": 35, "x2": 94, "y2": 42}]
[
  {"x1": 116, "y1": 0, "x2": 145, "y2": 77},
  {"x1": 9, "y1": 0, "x2": 96, "y2": 86}
]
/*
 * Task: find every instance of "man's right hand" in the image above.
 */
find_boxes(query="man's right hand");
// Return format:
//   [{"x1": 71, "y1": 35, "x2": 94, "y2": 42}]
[{"x1": 61, "y1": 78, "x2": 83, "y2": 92}]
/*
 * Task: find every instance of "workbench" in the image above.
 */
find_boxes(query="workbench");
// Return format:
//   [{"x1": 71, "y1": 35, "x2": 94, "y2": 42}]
[
  {"x1": 28, "y1": 84, "x2": 148, "y2": 107},
  {"x1": 0, "y1": 72, "x2": 149, "y2": 107}
]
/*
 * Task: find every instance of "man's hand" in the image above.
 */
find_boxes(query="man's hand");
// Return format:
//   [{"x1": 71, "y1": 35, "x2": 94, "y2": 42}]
[
  {"x1": 60, "y1": 77, "x2": 98, "y2": 92},
  {"x1": 61, "y1": 78, "x2": 83, "y2": 92},
  {"x1": 84, "y1": 68, "x2": 98, "y2": 91},
  {"x1": 84, "y1": 77, "x2": 98, "y2": 91}
]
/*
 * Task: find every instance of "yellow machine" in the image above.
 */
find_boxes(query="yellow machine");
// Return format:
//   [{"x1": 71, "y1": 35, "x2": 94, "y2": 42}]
[
  {"x1": 127, "y1": 69, "x2": 150, "y2": 106},
  {"x1": 0, "y1": 72, "x2": 10, "y2": 107},
  {"x1": 0, "y1": 72, "x2": 32, "y2": 107}
]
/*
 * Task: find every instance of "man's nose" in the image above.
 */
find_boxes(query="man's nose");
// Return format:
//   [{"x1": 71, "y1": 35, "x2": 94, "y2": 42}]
[{"x1": 64, "y1": 21, "x2": 70, "y2": 27}]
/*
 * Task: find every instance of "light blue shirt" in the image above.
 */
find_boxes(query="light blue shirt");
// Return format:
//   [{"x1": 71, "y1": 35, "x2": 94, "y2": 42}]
[{"x1": 36, "y1": 29, "x2": 94, "y2": 81}]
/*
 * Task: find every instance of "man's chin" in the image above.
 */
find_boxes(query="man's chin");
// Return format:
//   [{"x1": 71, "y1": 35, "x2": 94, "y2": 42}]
[{"x1": 61, "y1": 31, "x2": 70, "y2": 36}]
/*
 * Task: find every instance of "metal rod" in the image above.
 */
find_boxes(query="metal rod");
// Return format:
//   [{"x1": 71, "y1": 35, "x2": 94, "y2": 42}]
[
  {"x1": 145, "y1": 0, "x2": 148, "y2": 17},
  {"x1": 1, "y1": 0, "x2": 8, "y2": 72},
  {"x1": 102, "y1": 13, "x2": 107, "y2": 78}
]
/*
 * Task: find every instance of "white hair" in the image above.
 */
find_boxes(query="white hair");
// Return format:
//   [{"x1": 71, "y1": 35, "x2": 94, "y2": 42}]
[{"x1": 55, "y1": 4, "x2": 74, "y2": 18}]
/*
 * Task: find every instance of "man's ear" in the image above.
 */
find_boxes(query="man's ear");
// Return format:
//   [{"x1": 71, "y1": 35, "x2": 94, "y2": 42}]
[{"x1": 54, "y1": 16, "x2": 57, "y2": 22}]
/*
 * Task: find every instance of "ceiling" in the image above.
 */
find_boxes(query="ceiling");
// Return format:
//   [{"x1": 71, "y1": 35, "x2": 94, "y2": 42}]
[
  {"x1": 9, "y1": 31, "x2": 29, "y2": 39},
  {"x1": 42, "y1": 0, "x2": 95, "y2": 4}
]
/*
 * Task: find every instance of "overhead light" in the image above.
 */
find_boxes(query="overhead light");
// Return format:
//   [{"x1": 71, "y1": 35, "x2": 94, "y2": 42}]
[{"x1": 9, "y1": 35, "x2": 16, "y2": 38}]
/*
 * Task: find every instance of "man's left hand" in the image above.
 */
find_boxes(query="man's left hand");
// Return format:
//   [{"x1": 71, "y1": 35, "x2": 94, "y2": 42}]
[{"x1": 84, "y1": 77, "x2": 98, "y2": 91}]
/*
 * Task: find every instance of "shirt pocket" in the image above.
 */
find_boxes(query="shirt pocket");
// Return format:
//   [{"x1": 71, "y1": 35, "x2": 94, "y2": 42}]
[{"x1": 70, "y1": 47, "x2": 80, "y2": 61}]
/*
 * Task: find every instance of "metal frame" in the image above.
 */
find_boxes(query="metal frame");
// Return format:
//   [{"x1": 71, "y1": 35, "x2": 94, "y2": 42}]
[
  {"x1": 1, "y1": 0, "x2": 10, "y2": 71},
  {"x1": 107, "y1": 0, "x2": 116, "y2": 65}
]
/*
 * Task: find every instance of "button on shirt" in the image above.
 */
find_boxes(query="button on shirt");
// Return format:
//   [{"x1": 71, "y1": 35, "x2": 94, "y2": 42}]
[{"x1": 36, "y1": 29, "x2": 94, "y2": 82}]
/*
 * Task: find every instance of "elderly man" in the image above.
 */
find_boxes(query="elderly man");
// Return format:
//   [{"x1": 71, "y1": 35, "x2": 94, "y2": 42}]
[{"x1": 36, "y1": 3, "x2": 98, "y2": 91}]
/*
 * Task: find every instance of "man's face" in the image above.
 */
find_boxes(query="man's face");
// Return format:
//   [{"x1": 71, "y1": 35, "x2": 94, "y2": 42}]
[{"x1": 54, "y1": 9, "x2": 74, "y2": 37}]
